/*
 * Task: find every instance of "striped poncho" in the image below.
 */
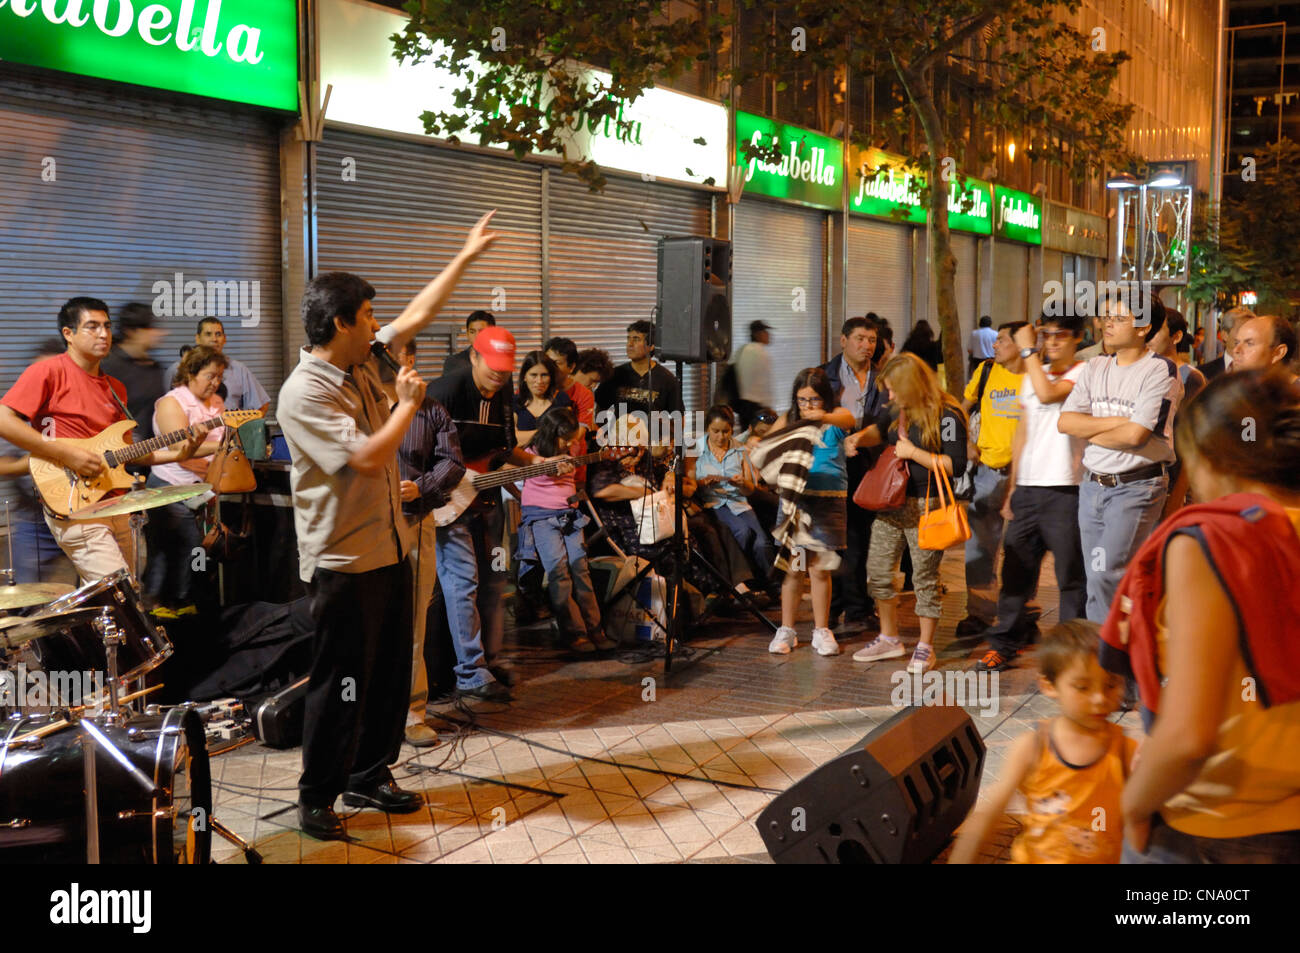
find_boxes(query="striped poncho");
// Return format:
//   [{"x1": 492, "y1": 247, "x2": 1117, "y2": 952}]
[{"x1": 747, "y1": 420, "x2": 842, "y2": 573}]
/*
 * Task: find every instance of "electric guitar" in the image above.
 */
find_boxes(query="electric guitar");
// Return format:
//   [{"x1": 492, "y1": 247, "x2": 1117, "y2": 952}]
[
  {"x1": 432, "y1": 446, "x2": 629, "y2": 527},
  {"x1": 31, "y1": 410, "x2": 264, "y2": 517}
]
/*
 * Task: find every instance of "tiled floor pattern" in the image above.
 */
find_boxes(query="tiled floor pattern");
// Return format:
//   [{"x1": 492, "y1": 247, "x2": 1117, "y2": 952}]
[{"x1": 206, "y1": 548, "x2": 1135, "y2": 863}]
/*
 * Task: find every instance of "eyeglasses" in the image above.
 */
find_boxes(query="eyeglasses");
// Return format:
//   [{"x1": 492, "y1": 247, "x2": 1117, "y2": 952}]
[
  {"x1": 796, "y1": 397, "x2": 823, "y2": 407},
  {"x1": 78, "y1": 322, "x2": 111, "y2": 336},
  {"x1": 1101, "y1": 314, "x2": 1132, "y2": 325}
]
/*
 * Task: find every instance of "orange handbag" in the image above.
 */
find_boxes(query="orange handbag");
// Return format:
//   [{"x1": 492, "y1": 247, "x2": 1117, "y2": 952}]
[{"x1": 918, "y1": 460, "x2": 971, "y2": 551}]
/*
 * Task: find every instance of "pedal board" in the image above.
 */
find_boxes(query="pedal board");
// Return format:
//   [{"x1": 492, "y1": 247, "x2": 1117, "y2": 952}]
[{"x1": 194, "y1": 698, "x2": 255, "y2": 755}]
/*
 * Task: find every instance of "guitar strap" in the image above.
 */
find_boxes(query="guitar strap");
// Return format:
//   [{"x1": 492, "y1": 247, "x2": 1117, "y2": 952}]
[{"x1": 107, "y1": 383, "x2": 135, "y2": 422}]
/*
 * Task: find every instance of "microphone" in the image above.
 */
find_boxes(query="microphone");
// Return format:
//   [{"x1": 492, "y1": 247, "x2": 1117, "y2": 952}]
[{"x1": 371, "y1": 339, "x2": 402, "y2": 374}]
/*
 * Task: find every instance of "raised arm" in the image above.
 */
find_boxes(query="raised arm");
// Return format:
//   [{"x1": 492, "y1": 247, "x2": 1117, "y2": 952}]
[{"x1": 385, "y1": 211, "x2": 499, "y2": 351}]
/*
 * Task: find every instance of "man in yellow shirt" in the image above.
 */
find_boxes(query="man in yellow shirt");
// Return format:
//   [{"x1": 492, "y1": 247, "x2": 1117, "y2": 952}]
[{"x1": 957, "y1": 322, "x2": 1026, "y2": 634}]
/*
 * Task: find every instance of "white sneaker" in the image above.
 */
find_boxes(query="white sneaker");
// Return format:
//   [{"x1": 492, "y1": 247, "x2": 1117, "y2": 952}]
[
  {"x1": 768, "y1": 626, "x2": 798, "y2": 655},
  {"x1": 907, "y1": 642, "x2": 936, "y2": 674},
  {"x1": 811, "y1": 628, "x2": 841, "y2": 656},
  {"x1": 852, "y1": 635, "x2": 905, "y2": 662}
]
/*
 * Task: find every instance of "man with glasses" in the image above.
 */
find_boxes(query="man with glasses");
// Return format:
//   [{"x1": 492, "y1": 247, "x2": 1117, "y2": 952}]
[
  {"x1": 0, "y1": 297, "x2": 202, "y2": 581},
  {"x1": 824, "y1": 316, "x2": 884, "y2": 628},
  {"x1": 973, "y1": 313, "x2": 1087, "y2": 671},
  {"x1": 1059, "y1": 288, "x2": 1181, "y2": 622}
]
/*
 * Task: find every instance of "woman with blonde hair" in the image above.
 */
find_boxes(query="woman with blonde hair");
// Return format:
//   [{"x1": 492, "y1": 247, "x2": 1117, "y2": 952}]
[{"x1": 850, "y1": 352, "x2": 968, "y2": 673}]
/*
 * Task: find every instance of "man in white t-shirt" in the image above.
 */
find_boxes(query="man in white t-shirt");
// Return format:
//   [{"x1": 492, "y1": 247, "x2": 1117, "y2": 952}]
[
  {"x1": 1059, "y1": 289, "x2": 1182, "y2": 622},
  {"x1": 974, "y1": 314, "x2": 1087, "y2": 671}
]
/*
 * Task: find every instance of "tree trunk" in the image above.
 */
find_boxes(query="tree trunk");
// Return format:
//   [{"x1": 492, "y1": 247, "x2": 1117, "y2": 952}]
[{"x1": 897, "y1": 63, "x2": 965, "y2": 397}]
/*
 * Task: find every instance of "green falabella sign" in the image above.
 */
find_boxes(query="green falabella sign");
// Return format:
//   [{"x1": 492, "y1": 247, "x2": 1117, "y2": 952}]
[
  {"x1": 735, "y1": 111, "x2": 842, "y2": 211},
  {"x1": 0, "y1": 0, "x2": 299, "y2": 111}
]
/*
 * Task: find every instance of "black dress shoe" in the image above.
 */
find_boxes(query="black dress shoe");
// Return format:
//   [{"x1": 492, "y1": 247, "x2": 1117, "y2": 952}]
[
  {"x1": 341, "y1": 781, "x2": 424, "y2": 814},
  {"x1": 299, "y1": 804, "x2": 347, "y2": 840},
  {"x1": 459, "y1": 680, "x2": 511, "y2": 702}
]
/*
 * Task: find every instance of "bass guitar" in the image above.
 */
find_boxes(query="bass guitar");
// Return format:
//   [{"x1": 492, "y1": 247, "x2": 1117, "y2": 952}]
[
  {"x1": 31, "y1": 410, "x2": 264, "y2": 517},
  {"x1": 432, "y1": 446, "x2": 627, "y2": 527}
]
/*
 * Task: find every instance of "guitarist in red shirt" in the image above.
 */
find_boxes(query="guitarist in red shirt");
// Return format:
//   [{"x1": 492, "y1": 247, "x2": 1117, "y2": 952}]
[
  {"x1": 0, "y1": 297, "x2": 201, "y2": 582},
  {"x1": 423, "y1": 326, "x2": 572, "y2": 700}
]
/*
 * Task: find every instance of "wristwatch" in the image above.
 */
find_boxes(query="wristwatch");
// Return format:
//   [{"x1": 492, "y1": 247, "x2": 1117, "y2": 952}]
[{"x1": 1020, "y1": 347, "x2": 1039, "y2": 359}]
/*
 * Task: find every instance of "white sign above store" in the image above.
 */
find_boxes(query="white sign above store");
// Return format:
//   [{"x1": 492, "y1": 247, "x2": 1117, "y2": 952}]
[{"x1": 319, "y1": 0, "x2": 726, "y2": 187}]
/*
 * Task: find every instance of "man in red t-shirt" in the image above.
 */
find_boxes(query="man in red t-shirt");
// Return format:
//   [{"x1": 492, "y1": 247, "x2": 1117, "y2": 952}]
[
  {"x1": 0, "y1": 297, "x2": 200, "y2": 582},
  {"x1": 545, "y1": 336, "x2": 595, "y2": 483}
]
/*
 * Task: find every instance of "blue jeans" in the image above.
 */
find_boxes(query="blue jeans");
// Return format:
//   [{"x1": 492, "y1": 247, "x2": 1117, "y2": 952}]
[
  {"x1": 1078, "y1": 474, "x2": 1168, "y2": 622},
  {"x1": 712, "y1": 505, "x2": 777, "y2": 588},
  {"x1": 520, "y1": 507, "x2": 602, "y2": 642},
  {"x1": 10, "y1": 514, "x2": 69, "y2": 584},
  {"x1": 965, "y1": 463, "x2": 1010, "y2": 589},
  {"x1": 434, "y1": 504, "x2": 507, "y2": 691},
  {"x1": 1122, "y1": 816, "x2": 1300, "y2": 864}
]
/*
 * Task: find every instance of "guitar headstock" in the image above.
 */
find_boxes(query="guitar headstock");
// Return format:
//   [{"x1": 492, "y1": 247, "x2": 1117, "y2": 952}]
[{"x1": 220, "y1": 410, "x2": 266, "y2": 427}]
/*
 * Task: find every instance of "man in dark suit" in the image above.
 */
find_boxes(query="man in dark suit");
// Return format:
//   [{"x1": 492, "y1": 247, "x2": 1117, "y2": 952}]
[
  {"x1": 821, "y1": 315, "x2": 886, "y2": 629},
  {"x1": 1197, "y1": 307, "x2": 1254, "y2": 381}
]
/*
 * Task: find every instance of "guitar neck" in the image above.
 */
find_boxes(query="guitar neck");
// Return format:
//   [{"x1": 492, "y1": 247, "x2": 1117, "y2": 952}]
[
  {"x1": 109, "y1": 415, "x2": 222, "y2": 464},
  {"x1": 469, "y1": 450, "x2": 606, "y2": 491}
]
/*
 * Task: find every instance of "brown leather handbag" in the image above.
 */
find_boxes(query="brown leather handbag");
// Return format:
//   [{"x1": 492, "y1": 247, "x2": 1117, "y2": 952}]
[{"x1": 852, "y1": 411, "x2": 908, "y2": 511}]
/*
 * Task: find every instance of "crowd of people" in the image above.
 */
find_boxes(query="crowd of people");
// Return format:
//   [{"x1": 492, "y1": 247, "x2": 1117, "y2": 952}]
[{"x1": 1, "y1": 209, "x2": 1295, "y2": 858}]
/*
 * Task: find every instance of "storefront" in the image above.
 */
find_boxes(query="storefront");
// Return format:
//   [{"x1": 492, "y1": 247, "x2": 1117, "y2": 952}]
[
  {"x1": 731, "y1": 112, "x2": 836, "y2": 405},
  {"x1": 0, "y1": 0, "x2": 298, "y2": 401},
  {"x1": 992, "y1": 186, "x2": 1043, "y2": 324},
  {"x1": 317, "y1": 0, "x2": 726, "y2": 413},
  {"x1": 848, "y1": 146, "x2": 993, "y2": 355}
]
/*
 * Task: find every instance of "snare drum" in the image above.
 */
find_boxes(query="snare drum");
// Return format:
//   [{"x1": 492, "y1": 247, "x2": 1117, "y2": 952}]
[
  {"x1": 0, "y1": 705, "x2": 211, "y2": 864},
  {"x1": 30, "y1": 569, "x2": 172, "y2": 685}
]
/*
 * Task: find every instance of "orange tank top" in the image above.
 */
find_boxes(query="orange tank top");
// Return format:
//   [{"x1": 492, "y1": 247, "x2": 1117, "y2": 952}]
[{"x1": 1010, "y1": 720, "x2": 1136, "y2": 864}]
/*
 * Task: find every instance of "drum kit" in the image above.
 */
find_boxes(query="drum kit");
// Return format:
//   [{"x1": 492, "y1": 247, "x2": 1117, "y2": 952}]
[{"x1": 0, "y1": 484, "x2": 258, "y2": 864}]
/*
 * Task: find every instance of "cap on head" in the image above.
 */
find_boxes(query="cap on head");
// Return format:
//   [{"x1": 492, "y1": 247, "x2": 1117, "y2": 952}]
[{"x1": 473, "y1": 326, "x2": 516, "y2": 372}]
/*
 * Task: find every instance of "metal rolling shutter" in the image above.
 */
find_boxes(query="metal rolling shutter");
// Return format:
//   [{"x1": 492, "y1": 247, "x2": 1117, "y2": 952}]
[
  {"x1": 316, "y1": 130, "x2": 544, "y2": 379},
  {"x1": 1041, "y1": 248, "x2": 1065, "y2": 317},
  {"x1": 547, "y1": 173, "x2": 712, "y2": 415},
  {"x1": 735, "y1": 199, "x2": 826, "y2": 415},
  {"x1": 993, "y1": 241, "x2": 1030, "y2": 325},
  {"x1": 0, "y1": 70, "x2": 284, "y2": 408},
  {"x1": 847, "y1": 219, "x2": 911, "y2": 337}
]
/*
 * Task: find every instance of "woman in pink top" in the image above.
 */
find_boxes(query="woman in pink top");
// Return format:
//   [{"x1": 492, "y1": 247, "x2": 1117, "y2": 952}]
[
  {"x1": 144, "y1": 345, "x2": 228, "y2": 613},
  {"x1": 517, "y1": 406, "x2": 614, "y2": 654}
]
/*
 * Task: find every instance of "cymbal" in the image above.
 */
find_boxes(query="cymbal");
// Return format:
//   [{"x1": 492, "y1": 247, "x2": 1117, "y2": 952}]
[
  {"x1": 69, "y1": 484, "x2": 211, "y2": 519},
  {"x1": 0, "y1": 582, "x2": 75, "y2": 610}
]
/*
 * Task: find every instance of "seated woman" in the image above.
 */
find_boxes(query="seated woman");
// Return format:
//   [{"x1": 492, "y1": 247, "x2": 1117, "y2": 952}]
[
  {"x1": 689, "y1": 405, "x2": 779, "y2": 598},
  {"x1": 1112, "y1": 369, "x2": 1300, "y2": 864},
  {"x1": 514, "y1": 350, "x2": 572, "y2": 447},
  {"x1": 144, "y1": 345, "x2": 228, "y2": 614},
  {"x1": 515, "y1": 406, "x2": 615, "y2": 654}
]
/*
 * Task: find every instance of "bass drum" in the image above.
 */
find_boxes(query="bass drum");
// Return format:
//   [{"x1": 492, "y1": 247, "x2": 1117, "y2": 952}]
[{"x1": 0, "y1": 705, "x2": 211, "y2": 864}]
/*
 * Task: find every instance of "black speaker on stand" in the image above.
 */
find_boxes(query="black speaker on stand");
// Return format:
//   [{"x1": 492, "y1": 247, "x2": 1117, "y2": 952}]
[
  {"x1": 756, "y1": 705, "x2": 986, "y2": 864},
  {"x1": 656, "y1": 236, "x2": 732, "y2": 363}
]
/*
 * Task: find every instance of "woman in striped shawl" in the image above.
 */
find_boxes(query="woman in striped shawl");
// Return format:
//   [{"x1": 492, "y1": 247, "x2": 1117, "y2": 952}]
[{"x1": 754, "y1": 367, "x2": 855, "y2": 657}]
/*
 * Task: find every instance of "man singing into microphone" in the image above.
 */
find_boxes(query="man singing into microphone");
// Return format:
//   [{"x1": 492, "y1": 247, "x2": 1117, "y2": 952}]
[{"x1": 278, "y1": 212, "x2": 497, "y2": 841}]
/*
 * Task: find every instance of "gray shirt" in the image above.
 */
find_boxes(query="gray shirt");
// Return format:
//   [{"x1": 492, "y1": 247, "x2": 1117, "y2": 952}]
[
  {"x1": 1062, "y1": 351, "x2": 1182, "y2": 475},
  {"x1": 837, "y1": 358, "x2": 874, "y2": 429},
  {"x1": 276, "y1": 325, "x2": 413, "y2": 582}
]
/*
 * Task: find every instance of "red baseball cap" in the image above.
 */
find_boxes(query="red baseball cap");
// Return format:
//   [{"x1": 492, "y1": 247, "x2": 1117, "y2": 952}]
[{"x1": 473, "y1": 326, "x2": 516, "y2": 372}]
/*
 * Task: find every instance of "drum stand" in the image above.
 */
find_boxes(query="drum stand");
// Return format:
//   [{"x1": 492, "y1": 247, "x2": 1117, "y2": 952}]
[{"x1": 79, "y1": 609, "x2": 162, "y2": 864}]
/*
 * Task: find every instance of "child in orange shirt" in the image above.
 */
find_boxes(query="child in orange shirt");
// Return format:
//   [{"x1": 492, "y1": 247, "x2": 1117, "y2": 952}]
[{"x1": 951, "y1": 620, "x2": 1138, "y2": 863}]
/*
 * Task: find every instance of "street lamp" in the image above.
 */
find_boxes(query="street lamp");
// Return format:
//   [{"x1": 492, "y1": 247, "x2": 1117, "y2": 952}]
[{"x1": 1107, "y1": 164, "x2": 1192, "y2": 288}]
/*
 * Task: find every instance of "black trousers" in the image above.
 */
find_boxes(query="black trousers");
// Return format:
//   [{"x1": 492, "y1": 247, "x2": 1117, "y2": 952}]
[
  {"x1": 299, "y1": 560, "x2": 412, "y2": 807},
  {"x1": 984, "y1": 485, "x2": 1086, "y2": 654},
  {"x1": 831, "y1": 454, "x2": 876, "y2": 619}
]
